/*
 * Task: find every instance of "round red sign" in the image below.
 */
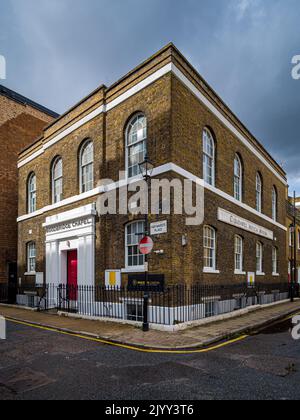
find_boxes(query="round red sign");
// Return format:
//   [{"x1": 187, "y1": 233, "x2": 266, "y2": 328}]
[{"x1": 139, "y1": 236, "x2": 154, "y2": 255}]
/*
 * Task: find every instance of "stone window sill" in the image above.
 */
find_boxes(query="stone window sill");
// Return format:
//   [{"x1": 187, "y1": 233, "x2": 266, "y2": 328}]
[
  {"x1": 256, "y1": 272, "x2": 265, "y2": 276},
  {"x1": 234, "y1": 270, "x2": 246, "y2": 275},
  {"x1": 24, "y1": 272, "x2": 36, "y2": 276},
  {"x1": 121, "y1": 267, "x2": 145, "y2": 274},
  {"x1": 203, "y1": 268, "x2": 220, "y2": 274}
]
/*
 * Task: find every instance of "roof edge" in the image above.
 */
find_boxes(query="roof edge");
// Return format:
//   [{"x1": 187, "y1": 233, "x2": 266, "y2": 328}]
[{"x1": 0, "y1": 84, "x2": 59, "y2": 118}]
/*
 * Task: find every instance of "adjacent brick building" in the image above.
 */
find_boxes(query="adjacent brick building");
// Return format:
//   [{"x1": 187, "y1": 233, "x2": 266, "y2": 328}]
[
  {"x1": 16, "y1": 44, "x2": 288, "y2": 298},
  {"x1": 287, "y1": 196, "x2": 300, "y2": 283},
  {"x1": 0, "y1": 85, "x2": 58, "y2": 285}
]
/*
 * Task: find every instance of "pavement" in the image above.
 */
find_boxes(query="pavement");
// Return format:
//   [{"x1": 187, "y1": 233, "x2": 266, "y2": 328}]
[
  {"x1": 1, "y1": 316, "x2": 300, "y2": 400},
  {"x1": 1, "y1": 300, "x2": 300, "y2": 350}
]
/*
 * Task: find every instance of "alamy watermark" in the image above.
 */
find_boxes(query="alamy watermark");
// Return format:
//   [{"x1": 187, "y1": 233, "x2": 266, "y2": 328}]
[
  {"x1": 291, "y1": 316, "x2": 300, "y2": 340},
  {"x1": 292, "y1": 55, "x2": 300, "y2": 80},
  {"x1": 0, "y1": 55, "x2": 6, "y2": 80},
  {"x1": 95, "y1": 172, "x2": 205, "y2": 226}
]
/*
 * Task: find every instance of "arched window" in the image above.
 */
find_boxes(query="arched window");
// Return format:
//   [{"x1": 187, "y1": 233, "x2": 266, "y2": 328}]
[
  {"x1": 126, "y1": 114, "x2": 147, "y2": 178},
  {"x1": 272, "y1": 186, "x2": 278, "y2": 221},
  {"x1": 234, "y1": 154, "x2": 243, "y2": 202},
  {"x1": 80, "y1": 140, "x2": 94, "y2": 193},
  {"x1": 52, "y1": 157, "x2": 63, "y2": 204},
  {"x1": 235, "y1": 235, "x2": 244, "y2": 273},
  {"x1": 256, "y1": 242, "x2": 263, "y2": 274},
  {"x1": 125, "y1": 221, "x2": 145, "y2": 268},
  {"x1": 272, "y1": 247, "x2": 278, "y2": 275},
  {"x1": 203, "y1": 128, "x2": 215, "y2": 186},
  {"x1": 203, "y1": 226, "x2": 216, "y2": 270},
  {"x1": 28, "y1": 173, "x2": 36, "y2": 213},
  {"x1": 256, "y1": 173, "x2": 262, "y2": 213},
  {"x1": 27, "y1": 242, "x2": 36, "y2": 273}
]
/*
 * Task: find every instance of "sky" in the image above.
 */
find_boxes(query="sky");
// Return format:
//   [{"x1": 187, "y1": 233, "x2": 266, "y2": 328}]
[{"x1": 1, "y1": 0, "x2": 300, "y2": 193}]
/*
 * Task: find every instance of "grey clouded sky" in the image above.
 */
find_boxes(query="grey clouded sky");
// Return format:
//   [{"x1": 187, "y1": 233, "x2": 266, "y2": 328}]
[{"x1": 1, "y1": 0, "x2": 300, "y2": 193}]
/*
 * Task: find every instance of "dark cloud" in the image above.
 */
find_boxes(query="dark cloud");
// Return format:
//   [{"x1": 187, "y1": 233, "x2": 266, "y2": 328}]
[{"x1": 1, "y1": 0, "x2": 300, "y2": 192}]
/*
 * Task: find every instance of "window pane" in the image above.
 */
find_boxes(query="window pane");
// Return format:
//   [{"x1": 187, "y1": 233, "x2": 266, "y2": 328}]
[
  {"x1": 27, "y1": 243, "x2": 36, "y2": 272},
  {"x1": 256, "y1": 243, "x2": 262, "y2": 272},
  {"x1": 80, "y1": 141, "x2": 94, "y2": 192},
  {"x1": 204, "y1": 226, "x2": 216, "y2": 269},
  {"x1": 235, "y1": 236, "x2": 243, "y2": 271},
  {"x1": 203, "y1": 129, "x2": 215, "y2": 186},
  {"x1": 234, "y1": 156, "x2": 242, "y2": 201},
  {"x1": 127, "y1": 115, "x2": 147, "y2": 178},
  {"x1": 28, "y1": 174, "x2": 37, "y2": 213},
  {"x1": 126, "y1": 221, "x2": 145, "y2": 267}
]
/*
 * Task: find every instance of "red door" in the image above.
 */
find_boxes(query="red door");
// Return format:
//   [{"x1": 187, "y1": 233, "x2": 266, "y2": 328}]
[{"x1": 67, "y1": 250, "x2": 78, "y2": 300}]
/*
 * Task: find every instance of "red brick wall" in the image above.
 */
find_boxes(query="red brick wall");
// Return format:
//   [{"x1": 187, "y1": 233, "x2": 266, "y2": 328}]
[{"x1": 0, "y1": 95, "x2": 54, "y2": 283}]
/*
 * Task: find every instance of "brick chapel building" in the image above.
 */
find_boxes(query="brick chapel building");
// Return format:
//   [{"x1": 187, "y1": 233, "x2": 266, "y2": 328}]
[
  {"x1": 0, "y1": 85, "x2": 58, "y2": 285},
  {"x1": 16, "y1": 44, "x2": 288, "y2": 292}
]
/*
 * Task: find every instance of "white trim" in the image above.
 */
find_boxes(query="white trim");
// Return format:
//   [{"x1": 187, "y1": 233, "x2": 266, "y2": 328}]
[
  {"x1": 121, "y1": 267, "x2": 145, "y2": 274},
  {"x1": 18, "y1": 106, "x2": 105, "y2": 169},
  {"x1": 256, "y1": 272, "x2": 265, "y2": 276},
  {"x1": 202, "y1": 269, "x2": 220, "y2": 275},
  {"x1": 17, "y1": 63, "x2": 287, "y2": 186},
  {"x1": 234, "y1": 270, "x2": 246, "y2": 275},
  {"x1": 171, "y1": 64, "x2": 287, "y2": 185},
  {"x1": 24, "y1": 272, "x2": 36, "y2": 276},
  {"x1": 106, "y1": 63, "x2": 172, "y2": 112},
  {"x1": 272, "y1": 273, "x2": 280, "y2": 277},
  {"x1": 44, "y1": 204, "x2": 96, "y2": 288},
  {"x1": 17, "y1": 162, "x2": 287, "y2": 232}
]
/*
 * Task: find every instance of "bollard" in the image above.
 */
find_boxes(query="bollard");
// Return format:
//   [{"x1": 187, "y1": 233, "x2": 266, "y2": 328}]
[{"x1": 0, "y1": 316, "x2": 6, "y2": 340}]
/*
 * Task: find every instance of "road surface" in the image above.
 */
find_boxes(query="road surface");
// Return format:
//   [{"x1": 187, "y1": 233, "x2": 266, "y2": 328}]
[{"x1": 0, "y1": 318, "x2": 299, "y2": 400}]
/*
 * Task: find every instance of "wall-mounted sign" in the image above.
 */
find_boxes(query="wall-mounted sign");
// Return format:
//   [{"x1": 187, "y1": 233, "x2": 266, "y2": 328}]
[
  {"x1": 45, "y1": 217, "x2": 93, "y2": 234},
  {"x1": 139, "y1": 236, "x2": 154, "y2": 255},
  {"x1": 150, "y1": 221, "x2": 168, "y2": 236},
  {"x1": 105, "y1": 270, "x2": 121, "y2": 289},
  {"x1": 218, "y1": 208, "x2": 274, "y2": 240},
  {"x1": 35, "y1": 272, "x2": 44, "y2": 286},
  {"x1": 247, "y1": 272, "x2": 256, "y2": 288},
  {"x1": 128, "y1": 274, "x2": 165, "y2": 292}
]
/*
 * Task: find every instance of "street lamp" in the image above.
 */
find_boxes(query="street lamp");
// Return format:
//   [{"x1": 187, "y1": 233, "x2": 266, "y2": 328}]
[
  {"x1": 138, "y1": 154, "x2": 154, "y2": 332},
  {"x1": 139, "y1": 154, "x2": 154, "y2": 179}
]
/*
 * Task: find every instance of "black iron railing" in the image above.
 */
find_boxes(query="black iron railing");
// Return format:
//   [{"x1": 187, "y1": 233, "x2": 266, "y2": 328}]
[{"x1": 2, "y1": 282, "x2": 293, "y2": 326}]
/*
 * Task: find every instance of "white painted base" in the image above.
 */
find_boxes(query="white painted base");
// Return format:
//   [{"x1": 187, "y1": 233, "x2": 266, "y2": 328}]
[{"x1": 55, "y1": 295, "x2": 292, "y2": 332}]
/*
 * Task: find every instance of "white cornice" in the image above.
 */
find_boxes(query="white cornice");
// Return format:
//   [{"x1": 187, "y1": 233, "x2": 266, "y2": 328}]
[
  {"x1": 170, "y1": 64, "x2": 286, "y2": 186},
  {"x1": 17, "y1": 63, "x2": 287, "y2": 187},
  {"x1": 17, "y1": 162, "x2": 287, "y2": 232}
]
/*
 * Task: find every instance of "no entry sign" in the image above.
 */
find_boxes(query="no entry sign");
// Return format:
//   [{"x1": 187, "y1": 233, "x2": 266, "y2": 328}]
[{"x1": 139, "y1": 236, "x2": 154, "y2": 255}]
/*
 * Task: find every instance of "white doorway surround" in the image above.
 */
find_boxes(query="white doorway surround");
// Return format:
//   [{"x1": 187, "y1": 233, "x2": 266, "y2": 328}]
[{"x1": 43, "y1": 203, "x2": 97, "y2": 287}]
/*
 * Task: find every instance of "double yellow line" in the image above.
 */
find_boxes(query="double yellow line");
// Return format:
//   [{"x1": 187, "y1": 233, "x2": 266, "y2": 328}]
[{"x1": 5, "y1": 317, "x2": 248, "y2": 354}]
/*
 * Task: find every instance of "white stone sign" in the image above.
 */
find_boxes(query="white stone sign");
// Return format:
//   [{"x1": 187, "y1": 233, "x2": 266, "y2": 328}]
[
  {"x1": 150, "y1": 220, "x2": 168, "y2": 236},
  {"x1": 218, "y1": 208, "x2": 274, "y2": 240},
  {"x1": 45, "y1": 217, "x2": 93, "y2": 234}
]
